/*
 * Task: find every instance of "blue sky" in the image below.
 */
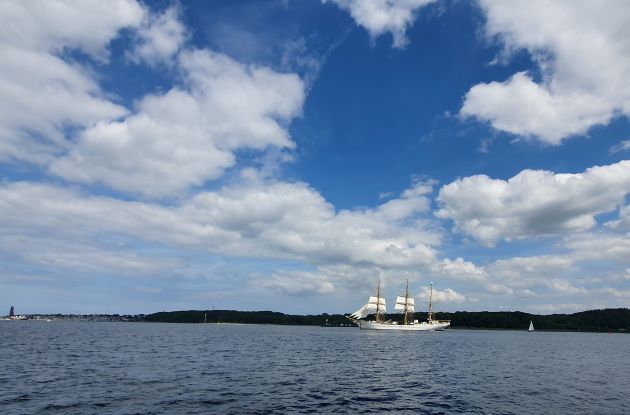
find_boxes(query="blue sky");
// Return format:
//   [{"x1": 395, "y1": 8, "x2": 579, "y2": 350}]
[{"x1": 2, "y1": 0, "x2": 630, "y2": 315}]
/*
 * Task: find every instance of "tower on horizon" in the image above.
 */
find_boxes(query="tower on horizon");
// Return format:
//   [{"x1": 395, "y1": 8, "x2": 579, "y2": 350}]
[{"x1": 9, "y1": 306, "x2": 14, "y2": 317}]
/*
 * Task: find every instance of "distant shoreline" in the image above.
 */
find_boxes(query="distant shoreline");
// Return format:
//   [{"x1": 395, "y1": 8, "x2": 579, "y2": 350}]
[
  {"x1": 3, "y1": 308, "x2": 628, "y2": 333},
  {"x1": 141, "y1": 308, "x2": 629, "y2": 333}
]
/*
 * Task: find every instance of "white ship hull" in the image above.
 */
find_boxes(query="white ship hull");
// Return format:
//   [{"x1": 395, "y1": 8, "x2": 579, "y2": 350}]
[{"x1": 358, "y1": 320, "x2": 450, "y2": 331}]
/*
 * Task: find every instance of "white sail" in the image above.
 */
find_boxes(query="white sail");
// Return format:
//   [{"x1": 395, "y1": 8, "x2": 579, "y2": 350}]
[
  {"x1": 350, "y1": 304, "x2": 369, "y2": 319},
  {"x1": 369, "y1": 302, "x2": 386, "y2": 314},
  {"x1": 368, "y1": 296, "x2": 386, "y2": 306},
  {"x1": 394, "y1": 296, "x2": 415, "y2": 312},
  {"x1": 351, "y1": 299, "x2": 386, "y2": 319},
  {"x1": 395, "y1": 296, "x2": 414, "y2": 307},
  {"x1": 395, "y1": 296, "x2": 415, "y2": 306},
  {"x1": 394, "y1": 303, "x2": 415, "y2": 312},
  {"x1": 528, "y1": 321, "x2": 534, "y2": 332}
]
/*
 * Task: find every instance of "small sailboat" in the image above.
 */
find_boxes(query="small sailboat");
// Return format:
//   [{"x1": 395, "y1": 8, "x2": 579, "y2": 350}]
[{"x1": 528, "y1": 320, "x2": 534, "y2": 332}]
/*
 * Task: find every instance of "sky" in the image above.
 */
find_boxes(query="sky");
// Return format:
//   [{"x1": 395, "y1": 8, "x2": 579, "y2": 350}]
[{"x1": 1, "y1": 0, "x2": 630, "y2": 315}]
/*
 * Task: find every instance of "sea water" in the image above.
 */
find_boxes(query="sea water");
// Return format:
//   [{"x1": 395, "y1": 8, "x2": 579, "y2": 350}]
[{"x1": 0, "y1": 321, "x2": 628, "y2": 414}]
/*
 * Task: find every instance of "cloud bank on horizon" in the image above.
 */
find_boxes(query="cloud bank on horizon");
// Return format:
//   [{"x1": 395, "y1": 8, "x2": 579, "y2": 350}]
[{"x1": 1, "y1": 0, "x2": 629, "y2": 314}]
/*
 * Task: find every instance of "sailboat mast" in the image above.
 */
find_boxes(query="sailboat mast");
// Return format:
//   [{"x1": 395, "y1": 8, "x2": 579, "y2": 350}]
[{"x1": 428, "y1": 282, "x2": 433, "y2": 322}]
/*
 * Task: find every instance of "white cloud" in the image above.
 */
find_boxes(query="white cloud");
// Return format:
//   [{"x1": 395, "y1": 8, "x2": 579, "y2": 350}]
[
  {"x1": 546, "y1": 279, "x2": 587, "y2": 295},
  {"x1": 563, "y1": 233, "x2": 630, "y2": 264},
  {"x1": 461, "y1": 1, "x2": 630, "y2": 144},
  {"x1": 418, "y1": 286, "x2": 466, "y2": 304},
  {"x1": 599, "y1": 288, "x2": 630, "y2": 298},
  {"x1": 437, "y1": 257, "x2": 532, "y2": 298},
  {"x1": 441, "y1": 253, "x2": 575, "y2": 296},
  {"x1": 483, "y1": 283, "x2": 513, "y2": 295},
  {"x1": 461, "y1": 72, "x2": 612, "y2": 144},
  {"x1": 0, "y1": 235, "x2": 178, "y2": 275},
  {"x1": 0, "y1": 0, "x2": 144, "y2": 164},
  {"x1": 609, "y1": 139, "x2": 630, "y2": 155},
  {"x1": 1, "y1": 2, "x2": 297, "y2": 200},
  {"x1": 488, "y1": 255, "x2": 574, "y2": 284},
  {"x1": 439, "y1": 257, "x2": 488, "y2": 282},
  {"x1": 258, "y1": 270, "x2": 335, "y2": 295},
  {"x1": 0, "y1": 179, "x2": 439, "y2": 270},
  {"x1": 127, "y1": 5, "x2": 187, "y2": 66},
  {"x1": 50, "y1": 50, "x2": 305, "y2": 197},
  {"x1": 436, "y1": 161, "x2": 630, "y2": 246},
  {"x1": 326, "y1": 0, "x2": 435, "y2": 48},
  {"x1": 518, "y1": 289, "x2": 537, "y2": 298},
  {"x1": 605, "y1": 204, "x2": 630, "y2": 231},
  {"x1": 0, "y1": 0, "x2": 144, "y2": 56}
]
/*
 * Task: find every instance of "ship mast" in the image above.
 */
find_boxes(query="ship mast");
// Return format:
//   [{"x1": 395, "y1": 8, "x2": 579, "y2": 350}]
[
  {"x1": 376, "y1": 280, "x2": 382, "y2": 322},
  {"x1": 428, "y1": 281, "x2": 434, "y2": 322},
  {"x1": 403, "y1": 279, "x2": 409, "y2": 325}
]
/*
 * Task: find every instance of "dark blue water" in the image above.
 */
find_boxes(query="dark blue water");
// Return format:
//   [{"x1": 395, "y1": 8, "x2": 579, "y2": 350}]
[{"x1": 1, "y1": 321, "x2": 628, "y2": 414}]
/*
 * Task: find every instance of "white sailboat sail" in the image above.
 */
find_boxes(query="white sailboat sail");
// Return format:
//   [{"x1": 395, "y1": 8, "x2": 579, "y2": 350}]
[
  {"x1": 394, "y1": 303, "x2": 416, "y2": 313},
  {"x1": 350, "y1": 297, "x2": 386, "y2": 319},
  {"x1": 368, "y1": 296, "x2": 386, "y2": 307},
  {"x1": 350, "y1": 304, "x2": 369, "y2": 319},
  {"x1": 394, "y1": 296, "x2": 415, "y2": 312},
  {"x1": 528, "y1": 321, "x2": 534, "y2": 332}
]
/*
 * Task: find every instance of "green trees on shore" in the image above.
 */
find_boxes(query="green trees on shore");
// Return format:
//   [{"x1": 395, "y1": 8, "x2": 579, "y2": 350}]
[
  {"x1": 433, "y1": 309, "x2": 629, "y2": 332},
  {"x1": 144, "y1": 308, "x2": 629, "y2": 332},
  {"x1": 144, "y1": 310, "x2": 353, "y2": 326}
]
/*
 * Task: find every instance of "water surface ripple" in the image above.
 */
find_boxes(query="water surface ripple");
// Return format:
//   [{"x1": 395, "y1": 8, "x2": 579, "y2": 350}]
[{"x1": 1, "y1": 321, "x2": 628, "y2": 414}]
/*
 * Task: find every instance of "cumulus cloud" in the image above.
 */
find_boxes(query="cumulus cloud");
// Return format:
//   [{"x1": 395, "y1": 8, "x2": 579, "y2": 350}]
[
  {"x1": 418, "y1": 286, "x2": 466, "y2": 304},
  {"x1": 51, "y1": 50, "x2": 305, "y2": 197},
  {"x1": 605, "y1": 204, "x2": 630, "y2": 231},
  {"x1": 258, "y1": 270, "x2": 335, "y2": 295},
  {"x1": 0, "y1": 0, "x2": 144, "y2": 164},
  {"x1": 461, "y1": 0, "x2": 630, "y2": 144},
  {"x1": 435, "y1": 247, "x2": 613, "y2": 301},
  {"x1": 469, "y1": 231, "x2": 630, "y2": 298},
  {"x1": 599, "y1": 287, "x2": 630, "y2": 299},
  {"x1": 483, "y1": 283, "x2": 513, "y2": 295},
  {"x1": 0, "y1": 0, "x2": 144, "y2": 56},
  {"x1": 546, "y1": 279, "x2": 587, "y2": 295},
  {"x1": 439, "y1": 257, "x2": 489, "y2": 282},
  {"x1": 127, "y1": 5, "x2": 187, "y2": 66},
  {"x1": 0, "y1": 179, "x2": 439, "y2": 270},
  {"x1": 488, "y1": 255, "x2": 574, "y2": 284},
  {"x1": 436, "y1": 161, "x2": 630, "y2": 246},
  {"x1": 326, "y1": 0, "x2": 435, "y2": 48},
  {"x1": 0, "y1": 235, "x2": 179, "y2": 275},
  {"x1": 563, "y1": 233, "x2": 630, "y2": 264},
  {"x1": 2, "y1": 1, "x2": 300, "y2": 199}
]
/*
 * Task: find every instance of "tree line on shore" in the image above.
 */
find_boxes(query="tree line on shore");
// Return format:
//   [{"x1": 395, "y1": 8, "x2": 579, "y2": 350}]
[{"x1": 144, "y1": 308, "x2": 629, "y2": 332}]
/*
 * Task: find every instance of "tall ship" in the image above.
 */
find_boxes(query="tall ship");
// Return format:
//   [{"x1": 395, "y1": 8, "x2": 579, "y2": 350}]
[{"x1": 349, "y1": 280, "x2": 450, "y2": 331}]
